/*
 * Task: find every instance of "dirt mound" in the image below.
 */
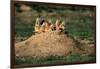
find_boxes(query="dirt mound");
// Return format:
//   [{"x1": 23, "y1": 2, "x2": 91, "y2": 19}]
[{"x1": 15, "y1": 31, "x2": 94, "y2": 58}]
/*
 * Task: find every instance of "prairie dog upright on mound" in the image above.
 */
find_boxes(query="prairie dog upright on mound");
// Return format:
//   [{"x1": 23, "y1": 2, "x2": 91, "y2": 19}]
[
  {"x1": 34, "y1": 17, "x2": 41, "y2": 33},
  {"x1": 59, "y1": 21, "x2": 65, "y2": 32},
  {"x1": 40, "y1": 22, "x2": 46, "y2": 33},
  {"x1": 50, "y1": 24, "x2": 55, "y2": 31},
  {"x1": 55, "y1": 20, "x2": 61, "y2": 31},
  {"x1": 45, "y1": 19, "x2": 52, "y2": 32},
  {"x1": 34, "y1": 17, "x2": 45, "y2": 33}
]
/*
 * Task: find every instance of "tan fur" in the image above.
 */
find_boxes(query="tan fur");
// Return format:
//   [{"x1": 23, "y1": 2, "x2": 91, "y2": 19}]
[
  {"x1": 50, "y1": 24, "x2": 55, "y2": 31},
  {"x1": 40, "y1": 22, "x2": 46, "y2": 33},
  {"x1": 45, "y1": 20, "x2": 52, "y2": 32},
  {"x1": 59, "y1": 21, "x2": 65, "y2": 31},
  {"x1": 55, "y1": 20, "x2": 61, "y2": 31},
  {"x1": 34, "y1": 18, "x2": 41, "y2": 33}
]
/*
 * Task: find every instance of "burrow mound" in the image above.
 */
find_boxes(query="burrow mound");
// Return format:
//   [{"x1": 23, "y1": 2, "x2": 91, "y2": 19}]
[{"x1": 15, "y1": 31, "x2": 95, "y2": 58}]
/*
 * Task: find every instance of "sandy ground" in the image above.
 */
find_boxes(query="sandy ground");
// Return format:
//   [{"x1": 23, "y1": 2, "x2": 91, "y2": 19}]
[{"x1": 15, "y1": 31, "x2": 95, "y2": 58}]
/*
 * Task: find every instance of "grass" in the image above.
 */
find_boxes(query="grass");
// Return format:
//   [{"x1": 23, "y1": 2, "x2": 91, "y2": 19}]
[
  {"x1": 14, "y1": 3, "x2": 96, "y2": 65},
  {"x1": 16, "y1": 55, "x2": 96, "y2": 65}
]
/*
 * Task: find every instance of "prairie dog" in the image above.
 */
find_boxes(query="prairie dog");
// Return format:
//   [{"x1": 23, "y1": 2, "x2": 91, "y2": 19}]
[
  {"x1": 59, "y1": 21, "x2": 65, "y2": 31},
  {"x1": 35, "y1": 17, "x2": 40, "y2": 25},
  {"x1": 55, "y1": 20, "x2": 61, "y2": 31},
  {"x1": 45, "y1": 23, "x2": 50, "y2": 32},
  {"x1": 34, "y1": 17, "x2": 41, "y2": 33},
  {"x1": 45, "y1": 20, "x2": 52, "y2": 32},
  {"x1": 34, "y1": 24, "x2": 41, "y2": 33},
  {"x1": 40, "y1": 22, "x2": 46, "y2": 33},
  {"x1": 50, "y1": 24, "x2": 55, "y2": 31}
]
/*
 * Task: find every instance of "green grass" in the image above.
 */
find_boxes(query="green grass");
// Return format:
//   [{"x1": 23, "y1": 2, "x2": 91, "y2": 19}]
[{"x1": 16, "y1": 55, "x2": 96, "y2": 65}]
